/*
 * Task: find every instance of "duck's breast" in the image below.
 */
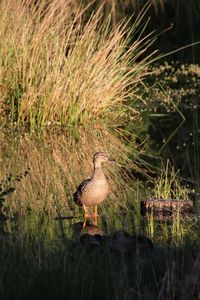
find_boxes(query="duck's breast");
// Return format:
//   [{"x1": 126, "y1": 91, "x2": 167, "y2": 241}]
[{"x1": 81, "y1": 178, "x2": 109, "y2": 206}]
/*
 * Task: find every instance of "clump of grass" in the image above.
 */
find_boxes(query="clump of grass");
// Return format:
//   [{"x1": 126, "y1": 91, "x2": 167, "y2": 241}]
[
  {"x1": 0, "y1": 0, "x2": 155, "y2": 129},
  {"x1": 150, "y1": 160, "x2": 189, "y2": 200}
]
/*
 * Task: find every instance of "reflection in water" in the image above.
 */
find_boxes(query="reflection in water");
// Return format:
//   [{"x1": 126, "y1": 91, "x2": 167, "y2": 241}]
[
  {"x1": 71, "y1": 221, "x2": 154, "y2": 255},
  {"x1": 0, "y1": 126, "x2": 136, "y2": 221},
  {"x1": 72, "y1": 222, "x2": 104, "y2": 240},
  {"x1": 0, "y1": 127, "x2": 198, "y2": 246}
]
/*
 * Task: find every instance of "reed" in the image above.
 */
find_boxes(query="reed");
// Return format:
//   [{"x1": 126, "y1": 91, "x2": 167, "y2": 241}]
[
  {"x1": 0, "y1": 0, "x2": 155, "y2": 129},
  {"x1": 149, "y1": 159, "x2": 189, "y2": 200}
]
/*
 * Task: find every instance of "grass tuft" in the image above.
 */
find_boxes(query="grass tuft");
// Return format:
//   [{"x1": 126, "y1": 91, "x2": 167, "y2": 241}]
[{"x1": 0, "y1": 0, "x2": 155, "y2": 128}]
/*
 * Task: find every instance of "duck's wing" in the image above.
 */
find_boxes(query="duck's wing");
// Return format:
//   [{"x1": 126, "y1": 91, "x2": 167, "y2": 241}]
[{"x1": 73, "y1": 178, "x2": 91, "y2": 205}]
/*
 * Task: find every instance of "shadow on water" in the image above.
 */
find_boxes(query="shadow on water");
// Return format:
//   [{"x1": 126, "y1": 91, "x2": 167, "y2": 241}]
[{"x1": 0, "y1": 214, "x2": 200, "y2": 300}]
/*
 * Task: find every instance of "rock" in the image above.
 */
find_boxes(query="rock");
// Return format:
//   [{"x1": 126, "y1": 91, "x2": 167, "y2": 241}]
[
  {"x1": 72, "y1": 222, "x2": 104, "y2": 240},
  {"x1": 72, "y1": 224, "x2": 154, "y2": 256},
  {"x1": 79, "y1": 233, "x2": 102, "y2": 250}
]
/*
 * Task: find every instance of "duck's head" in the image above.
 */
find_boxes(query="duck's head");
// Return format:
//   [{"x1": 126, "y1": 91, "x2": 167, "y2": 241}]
[{"x1": 93, "y1": 152, "x2": 115, "y2": 165}]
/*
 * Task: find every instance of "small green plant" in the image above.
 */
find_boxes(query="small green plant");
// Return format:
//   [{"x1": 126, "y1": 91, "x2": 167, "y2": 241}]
[{"x1": 150, "y1": 160, "x2": 189, "y2": 200}]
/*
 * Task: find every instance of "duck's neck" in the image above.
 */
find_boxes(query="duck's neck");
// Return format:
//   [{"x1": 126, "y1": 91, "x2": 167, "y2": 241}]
[{"x1": 92, "y1": 162, "x2": 105, "y2": 180}]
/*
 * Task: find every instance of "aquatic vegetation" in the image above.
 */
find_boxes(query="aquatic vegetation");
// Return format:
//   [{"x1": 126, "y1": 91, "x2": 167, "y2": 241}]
[
  {"x1": 141, "y1": 62, "x2": 200, "y2": 199},
  {"x1": 149, "y1": 160, "x2": 189, "y2": 200}
]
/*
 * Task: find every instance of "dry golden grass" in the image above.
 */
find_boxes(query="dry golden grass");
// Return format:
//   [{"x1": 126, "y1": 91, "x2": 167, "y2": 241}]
[{"x1": 0, "y1": 0, "x2": 155, "y2": 128}]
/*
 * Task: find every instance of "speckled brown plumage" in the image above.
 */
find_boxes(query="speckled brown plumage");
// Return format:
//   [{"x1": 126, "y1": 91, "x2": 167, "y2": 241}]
[{"x1": 73, "y1": 152, "x2": 113, "y2": 227}]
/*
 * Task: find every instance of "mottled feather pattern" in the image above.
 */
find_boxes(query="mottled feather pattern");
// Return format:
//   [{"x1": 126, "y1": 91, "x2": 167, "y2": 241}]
[
  {"x1": 73, "y1": 179, "x2": 91, "y2": 206},
  {"x1": 73, "y1": 176, "x2": 109, "y2": 207},
  {"x1": 73, "y1": 152, "x2": 112, "y2": 208}
]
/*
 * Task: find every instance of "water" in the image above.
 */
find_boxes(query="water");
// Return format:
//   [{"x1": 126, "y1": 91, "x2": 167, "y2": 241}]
[
  {"x1": 0, "y1": 126, "x2": 198, "y2": 245},
  {"x1": 0, "y1": 127, "x2": 137, "y2": 236},
  {"x1": 0, "y1": 127, "x2": 200, "y2": 300}
]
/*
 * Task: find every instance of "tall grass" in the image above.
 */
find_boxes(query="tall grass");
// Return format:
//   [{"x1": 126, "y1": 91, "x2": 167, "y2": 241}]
[
  {"x1": 0, "y1": 0, "x2": 155, "y2": 129},
  {"x1": 150, "y1": 160, "x2": 189, "y2": 200}
]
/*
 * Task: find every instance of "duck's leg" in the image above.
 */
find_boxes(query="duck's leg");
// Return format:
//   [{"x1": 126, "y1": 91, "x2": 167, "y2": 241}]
[
  {"x1": 93, "y1": 205, "x2": 99, "y2": 226},
  {"x1": 83, "y1": 204, "x2": 90, "y2": 228}
]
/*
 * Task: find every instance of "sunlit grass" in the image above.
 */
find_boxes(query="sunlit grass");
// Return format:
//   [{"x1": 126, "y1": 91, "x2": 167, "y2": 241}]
[
  {"x1": 0, "y1": 0, "x2": 156, "y2": 129},
  {"x1": 150, "y1": 160, "x2": 189, "y2": 200}
]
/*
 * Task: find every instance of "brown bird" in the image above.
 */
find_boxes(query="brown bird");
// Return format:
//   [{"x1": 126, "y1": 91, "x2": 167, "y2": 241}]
[{"x1": 73, "y1": 152, "x2": 114, "y2": 227}]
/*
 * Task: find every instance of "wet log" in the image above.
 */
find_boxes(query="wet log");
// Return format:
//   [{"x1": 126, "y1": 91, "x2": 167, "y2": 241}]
[{"x1": 141, "y1": 198, "x2": 193, "y2": 215}]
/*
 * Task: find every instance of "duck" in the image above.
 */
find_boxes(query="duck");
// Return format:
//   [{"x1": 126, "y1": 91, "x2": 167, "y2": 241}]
[{"x1": 73, "y1": 152, "x2": 114, "y2": 227}]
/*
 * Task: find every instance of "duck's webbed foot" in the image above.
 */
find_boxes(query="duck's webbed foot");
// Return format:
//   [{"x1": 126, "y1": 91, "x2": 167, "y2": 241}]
[{"x1": 83, "y1": 205, "x2": 91, "y2": 228}]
